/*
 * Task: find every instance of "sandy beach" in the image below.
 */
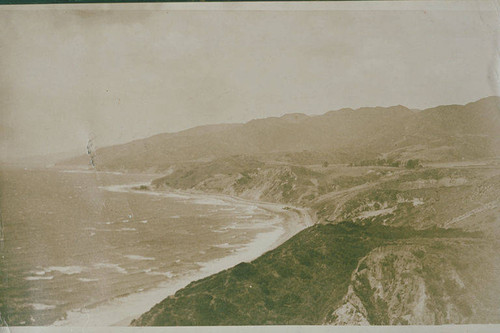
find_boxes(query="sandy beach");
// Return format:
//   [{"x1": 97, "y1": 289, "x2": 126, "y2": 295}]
[{"x1": 53, "y1": 183, "x2": 313, "y2": 326}]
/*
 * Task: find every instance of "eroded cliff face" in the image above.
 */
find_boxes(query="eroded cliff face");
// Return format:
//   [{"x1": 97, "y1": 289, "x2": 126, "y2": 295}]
[{"x1": 327, "y1": 239, "x2": 500, "y2": 325}]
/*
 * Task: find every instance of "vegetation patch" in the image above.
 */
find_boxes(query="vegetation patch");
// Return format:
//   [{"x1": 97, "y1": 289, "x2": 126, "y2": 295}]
[{"x1": 131, "y1": 222, "x2": 477, "y2": 326}]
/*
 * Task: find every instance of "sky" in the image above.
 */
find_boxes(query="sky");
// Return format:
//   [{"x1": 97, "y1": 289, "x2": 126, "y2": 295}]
[{"x1": 1, "y1": 2, "x2": 499, "y2": 161}]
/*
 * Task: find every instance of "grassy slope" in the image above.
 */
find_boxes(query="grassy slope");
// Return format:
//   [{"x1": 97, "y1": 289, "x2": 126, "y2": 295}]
[{"x1": 131, "y1": 222, "x2": 476, "y2": 326}]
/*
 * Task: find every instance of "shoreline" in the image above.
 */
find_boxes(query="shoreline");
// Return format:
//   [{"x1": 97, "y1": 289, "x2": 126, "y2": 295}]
[
  {"x1": 53, "y1": 182, "x2": 314, "y2": 326},
  {"x1": 105, "y1": 182, "x2": 315, "y2": 251}
]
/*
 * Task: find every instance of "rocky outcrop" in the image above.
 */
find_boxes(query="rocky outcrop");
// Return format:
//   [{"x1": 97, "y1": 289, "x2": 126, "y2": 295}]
[{"x1": 327, "y1": 239, "x2": 500, "y2": 325}]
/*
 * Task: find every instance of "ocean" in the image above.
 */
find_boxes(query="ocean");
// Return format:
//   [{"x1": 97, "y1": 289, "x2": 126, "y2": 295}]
[{"x1": 0, "y1": 168, "x2": 294, "y2": 326}]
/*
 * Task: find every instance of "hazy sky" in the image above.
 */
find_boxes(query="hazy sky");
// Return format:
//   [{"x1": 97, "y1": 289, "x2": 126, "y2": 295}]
[{"x1": 1, "y1": 2, "x2": 499, "y2": 160}]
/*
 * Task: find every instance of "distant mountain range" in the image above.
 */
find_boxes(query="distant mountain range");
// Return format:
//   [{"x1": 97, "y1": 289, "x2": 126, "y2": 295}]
[{"x1": 60, "y1": 96, "x2": 500, "y2": 171}]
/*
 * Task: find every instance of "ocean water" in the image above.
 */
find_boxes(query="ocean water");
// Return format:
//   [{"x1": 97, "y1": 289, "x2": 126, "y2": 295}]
[{"x1": 0, "y1": 168, "x2": 281, "y2": 326}]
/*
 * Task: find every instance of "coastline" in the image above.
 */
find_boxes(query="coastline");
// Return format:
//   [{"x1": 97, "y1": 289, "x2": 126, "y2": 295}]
[{"x1": 53, "y1": 182, "x2": 314, "y2": 326}]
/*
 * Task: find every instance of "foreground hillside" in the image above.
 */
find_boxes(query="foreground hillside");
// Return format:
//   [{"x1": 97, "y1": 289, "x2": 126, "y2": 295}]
[
  {"x1": 132, "y1": 159, "x2": 500, "y2": 325},
  {"x1": 132, "y1": 223, "x2": 494, "y2": 325},
  {"x1": 60, "y1": 97, "x2": 500, "y2": 171}
]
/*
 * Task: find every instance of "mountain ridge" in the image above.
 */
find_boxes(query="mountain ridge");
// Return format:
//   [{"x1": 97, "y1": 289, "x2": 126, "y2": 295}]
[{"x1": 59, "y1": 96, "x2": 500, "y2": 172}]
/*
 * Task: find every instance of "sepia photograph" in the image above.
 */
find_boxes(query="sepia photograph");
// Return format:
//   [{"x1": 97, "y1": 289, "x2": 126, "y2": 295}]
[{"x1": 1, "y1": 0, "x2": 500, "y2": 331}]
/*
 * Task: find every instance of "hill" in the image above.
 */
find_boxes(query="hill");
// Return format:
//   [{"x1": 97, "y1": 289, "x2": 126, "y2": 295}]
[
  {"x1": 59, "y1": 96, "x2": 500, "y2": 172},
  {"x1": 135, "y1": 161, "x2": 500, "y2": 325}
]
